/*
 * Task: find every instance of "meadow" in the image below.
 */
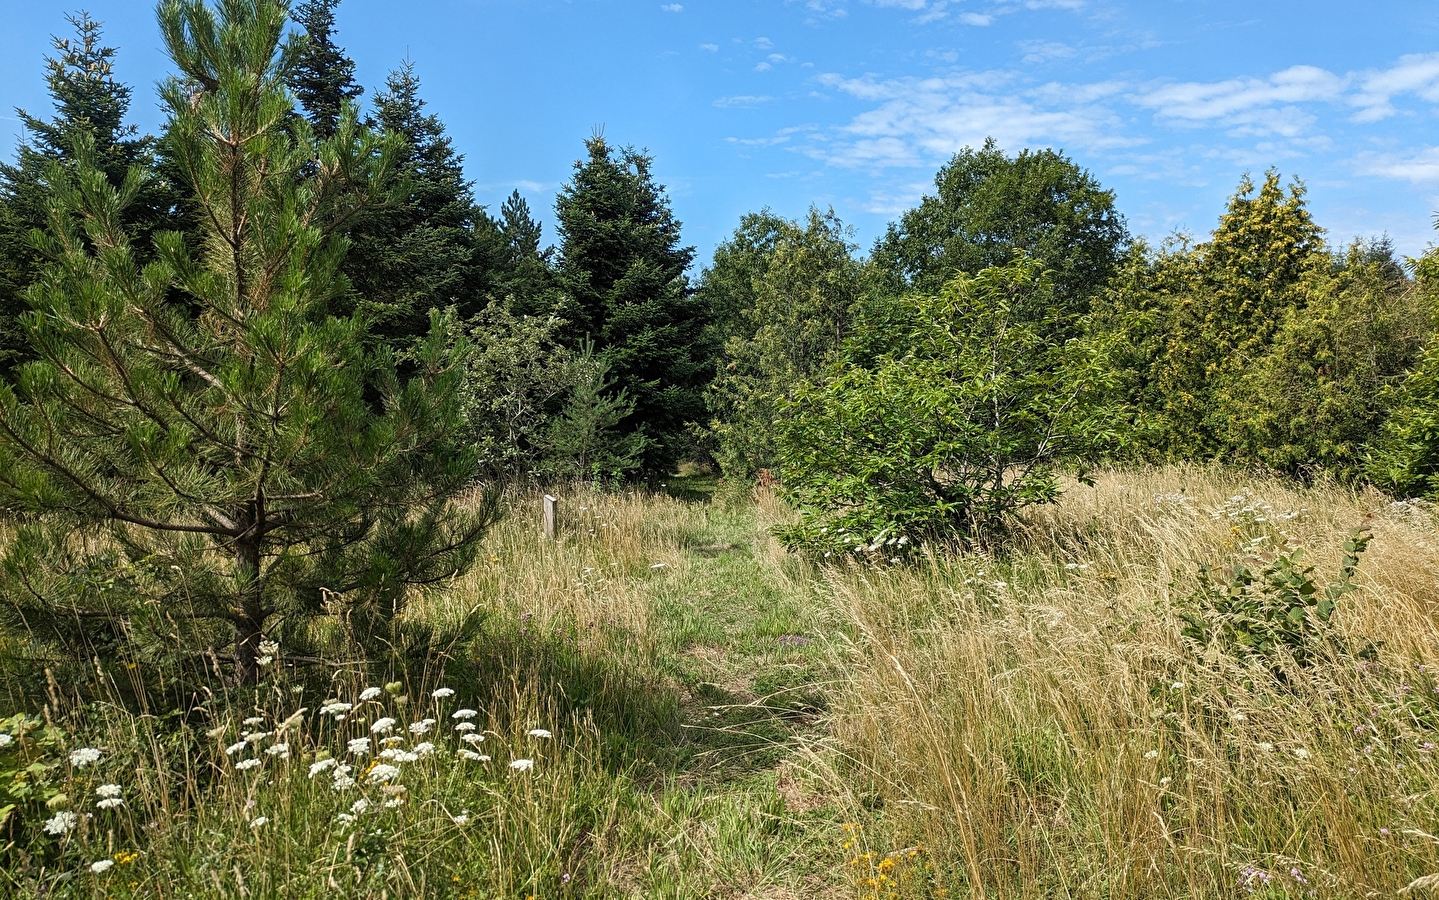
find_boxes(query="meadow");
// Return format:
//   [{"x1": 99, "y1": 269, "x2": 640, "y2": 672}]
[{"x1": 3, "y1": 465, "x2": 1437, "y2": 898}]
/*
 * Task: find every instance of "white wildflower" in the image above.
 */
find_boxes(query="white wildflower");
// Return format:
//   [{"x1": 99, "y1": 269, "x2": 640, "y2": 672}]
[
  {"x1": 336, "y1": 813, "x2": 356, "y2": 826},
  {"x1": 367, "y1": 764, "x2": 401, "y2": 784},
  {"x1": 1257, "y1": 742, "x2": 1276, "y2": 753},
  {"x1": 243, "y1": 716, "x2": 264, "y2": 727},
  {"x1": 69, "y1": 748, "x2": 101, "y2": 768},
  {"x1": 509, "y1": 758, "x2": 535, "y2": 772},
  {"x1": 527, "y1": 729, "x2": 553, "y2": 739},
  {"x1": 265, "y1": 743, "x2": 290, "y2": 758},
  {"x1": 358, "y1": 687, "x2": 382, "y2": 702},
  {"x1": 451, "y1": 709, "x2": 478, "y2": 720},
  {"x1": 96, "y1": 798, "x2": 124, "y2": 810},
  {"x1": 461, "y1": 733, "x2": 485, "y2": 745},
  {"x1": 225, "y1": 741, "x2": 247, "y2": 756},
  {"x1": 408, "y1": 718, "x2": 435, "y2": 735},
  {"x1": 1293, "y1": 748, "x2": 1311, "y2": 760},
  {"x1": 414, "y1": 742, "x2": 435, "y2": 757},
  {"x1": 250, "y1": 816, "x2": 268, "y2": 829},
  {"x1": 320, "y1": 702, "x2": 353, "y2": 719},
  {"x1": 454, "y1": 722, "x2": 476, "y2": 732},
  {"x1": 458, "y1": 750, "x2": 489, "y2": 762},
  {"x1": 1170, "y1": 682, "x2": 1184, "y2": 691},
  {"x1": 350, "y1": 798, "x2": 370, "y2": 815},
  {"x1": 331, "y1": 773, "x2": 356, "y2": 791},
  {"x1": 0, "y1": 733, "x2": 13, "y2": 748},
  {"x1": 44, "y1": 811, "x2": 77, "y2": 835},
  {"x1": 378, "y1": 749, "x2": 419, "y2": 763},
  {"x1": 380, "y1": 736, "x2": 404, "y2": 746},
  {"x1": 243, "y1": 731, "x2": 271, "y2": 745},
  {"x1": 308, "y1": 758, "x2": 337, "y2": 778},
  {"x1": 370, "y1": 717, "x2": 396, "y2": 734},
  {"x1": 96, "y1": 784, "x2": 122, "y2": 799},
  {"x1": 451, "y1": 813, "x2": 470, "y2": 825},
  {"x1": 90, "y1": 859, "x2": 114, "y2": 874},
  {"x1": 383, "y1": 798, "x2": 404, "y2": 809},
  {"x1": 431, "y1": 688, "x2": 455, "y2": 699},
  {"x1": 346, "y1": 738, "x2": 370, "y2": 755},
  {"x1": 1143, "y1": 750, "x2": 1159, "y2": 760},
  {"x1": 234, "y1": 758, "x2": 261, "y2": 771}
]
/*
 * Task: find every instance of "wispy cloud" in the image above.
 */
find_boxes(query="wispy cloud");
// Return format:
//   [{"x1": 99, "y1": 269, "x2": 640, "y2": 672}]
[
  {"x1": 714, "y1": 95, "x2": 776, "y2": 108},
  {"x1": 660, "y1": 2, "x2": 683, "y2": 10},
  {"x1": 1355, "y1": 147, "x2": 1439, "y2": 184}
]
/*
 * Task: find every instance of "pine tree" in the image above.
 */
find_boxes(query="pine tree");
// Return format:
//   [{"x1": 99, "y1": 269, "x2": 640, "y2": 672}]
[
  {"x1": 343, "y1": 62, "x2": 507, "y2": 351},
  {"x1": 553, "y1": 136, "x2": 708, "y2": 472},
  {"x1": 0, "y1": 13, "x2": 178, "y2": 375},
  {"x1": 287, "y1": 0, "x2": 363, "y2": 140},
  {"x1": 0, "y1": 0, "x2": 490, "y2": 684},
  {"x1": 497, "y1": 189, "x2": 555, "y2": 316}
]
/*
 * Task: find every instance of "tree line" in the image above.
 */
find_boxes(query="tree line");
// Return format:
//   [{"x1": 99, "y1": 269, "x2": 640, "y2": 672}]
[{"x1": 1, "y1": 0, "x2": 1437, "y2": 679}]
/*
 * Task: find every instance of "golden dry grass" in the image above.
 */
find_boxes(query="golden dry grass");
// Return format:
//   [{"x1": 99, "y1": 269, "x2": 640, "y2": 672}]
[{"x1": 806, "y1": 465, "x2": 1439, "y2": 898}]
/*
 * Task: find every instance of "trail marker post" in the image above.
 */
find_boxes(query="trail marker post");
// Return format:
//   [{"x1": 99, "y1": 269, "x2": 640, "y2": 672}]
[{"x1": 543, "y1": 494, "x2": 559, "y2": 540}]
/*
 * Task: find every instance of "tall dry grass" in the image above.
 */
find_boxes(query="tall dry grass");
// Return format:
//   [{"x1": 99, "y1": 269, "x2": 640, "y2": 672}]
[{"x1": 808, "y1": 466, "x2": 1439, "y2": 898}]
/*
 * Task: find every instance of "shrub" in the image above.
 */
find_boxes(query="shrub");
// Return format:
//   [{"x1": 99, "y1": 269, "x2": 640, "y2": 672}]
[{"x1": 773, "y1": 256, "x2": 1120, "y2": 556}]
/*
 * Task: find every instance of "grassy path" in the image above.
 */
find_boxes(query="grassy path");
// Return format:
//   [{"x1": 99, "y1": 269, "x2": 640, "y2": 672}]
[{"x1": 613, "y1": 499, "x2": 848, "y2": 899}]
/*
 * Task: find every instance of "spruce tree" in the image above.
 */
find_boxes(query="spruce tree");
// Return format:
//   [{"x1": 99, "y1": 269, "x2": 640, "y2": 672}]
[
  {"x1": 0, "y1": 13, "x2": 178, "y2": 375},
  {"x1": 553, "y1": 136, "x2": 708, "y2": 472},
  {"x1": 0, "y1": 0, "x2": 490, "y2": 683},
  {"x1": 287, "y1": 0, "x2": 363, "y2": 140},
  {"x1": 497, "y1": 189, "x2": 555, "y2": 316},
  {"x1": 343, "y1": 62, "x2": 507, "y2": 351}
]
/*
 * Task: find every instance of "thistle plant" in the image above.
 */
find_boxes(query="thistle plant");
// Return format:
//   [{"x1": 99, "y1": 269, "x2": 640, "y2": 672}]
[{"x1": 0, "y1": 0, "x2": 491, "y2": 683}]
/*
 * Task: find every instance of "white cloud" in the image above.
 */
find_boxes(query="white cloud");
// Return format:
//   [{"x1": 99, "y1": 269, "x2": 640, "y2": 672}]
[
  {"x1": 714, "y1": 95, "x2": 776, "y2": 108},
  {"x1": 660, "y1": 2, "x2": 683, "y2": 10},
  {"x1": 1355, "y1": 147, "x2": 1439, "y2": 184},
  {"x1": 699, "y1": 43, "x2": 718, "y2": 52},
  {"x1": 1136, "y1": 66, "x2": 1345, "y2": 125},
  {"x1": 958, "y1": 13, "x2": 993, "y2": 26},
  {"x1": 1351, "y1": 53, "x2": 1439, "y2": 121},
  {"x1": 1019, "y1": 41, "x2": 1075, "y2": 65}
]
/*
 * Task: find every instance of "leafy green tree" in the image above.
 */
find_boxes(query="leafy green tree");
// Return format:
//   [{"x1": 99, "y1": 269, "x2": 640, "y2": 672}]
[
  {"x1": 540, "y1": 343, "x2": 647, "y2": 484},
  {"x1": 553, "y1": 135, "x2": 708, "y2": 472},
  {"x1": 775, "y1": 256, "x2": 1119, "y2": 555},
  {"x1": 287, "y1": 0, "x2": 363, "y2": 140},
  {"x1": 694, "y1": 210, "x2": 789, "y2": 353},
  {"x1": 343, "y1": 62, "x2": 509, "y2": 351},
  {"x1": 0, "y1": 13, "x2": 179, "y2": 375},
  {"x1": 1225, "y1": 240, "x2": 1426, "y2": 479},
  {"x1": 705, "y1": 208, "x2": 862, "y2": 479},
  {"x1": 0, "y1": 0, "x2": 490, "y2": 683},
  {"x1": 872, "y1": 139, "x2": 1129, "y2": 322}
]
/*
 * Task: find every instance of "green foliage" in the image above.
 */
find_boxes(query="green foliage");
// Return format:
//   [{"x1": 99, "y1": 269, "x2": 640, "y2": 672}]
[
  {"x1": 342, "y1": 61, "x2": 511, "y2": 352},
  {"x1": 553, "y1": 135, "x2": 709, "y2": 473},
  {"x1": 1149, "y1": 171, "x2": 1327, "y2": 458},
  {"x1": 286, "y1": 0, "x2": 363, "y2": 140},
  {"x1": 0, "y1": 0, "x2": 490, "y2": 683},
  {"x1": 0, "y1": 13, "x2": 181, "y2": 377},
  {"x1": 705, "y1": 208, "x2": 862, "y2": 480},
  {"x1": 1225, "y1": 240, "x2": 1427, "y2": 479},
  {"x1": 540, "y1": 343, "x2": 647, "y2": 484},
  {"x1": 0, "y1": 714, "x2": 68, "y2": 857},
  {"x1": 871, "y1": 138, "x2": 1129, "y2": 320},
  {"x1": 1180, "y1": 529, "x2": 1372, "y2": 666},
  {"x1": 775, "y1": 256, "x2": 1120, "y2": 555}
]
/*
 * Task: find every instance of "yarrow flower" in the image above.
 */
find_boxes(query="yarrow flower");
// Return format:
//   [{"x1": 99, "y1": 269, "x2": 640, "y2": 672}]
[
  {"x1": 509, "y1": 758, "x2": 535, "y2": 772},
  {"x1": 0, "y1": 733, "x2": 13, "y2": 748},
  {"x1": 44, "y1": 811, "x2": 77, "y2": 835},
  {"x1": 350, "y1": 798, "x2": 370, "y2": 815},
  {"x1": 432, "y1": 688, "x2": 455, "y2": 699},
  {"x1": 378, "y1": 749, "x2": 420, "y2": 763},
  {"x1": 243, "y1": 731, "x2": 271, "y2": 745},
  {"x1": 409, "y1": 719, "x2": 435, "y2": 735},
  {"x1": 451, "y1": 709, "x2": 478, "y2": 720},
  {"x1": 370, "y1": 717, "x2": 397, "y2": 734},
  {"x1": 69, "y1": 748, "x2": 102, "y2": 768},
  {"x1": 454, "y1": 722, "x2": 476, "y2": 732},
  {"x1": 90, "y1": 859, "x2": 114, "y2": 874},
  {"x1": 265, "y1": 743, "x2": 290, "y2": 759},
  {"x1": 367, "y1": 764, "x2": 401, "y2": 784},
  {"x1": 95, "y1": 784, "x2": 124, "y2": 810},
  {"x1": 527, "y1": 729, "x2": 553, "y2": 739},
  {"x1": 225, "y1": 741, "x2": 247, "y2": 756},
  {"x1": 458, "y1": 750, "x2": 490, "y2": 762},
  {"x1": 320, "y1": 702, "x2": 353, "y2": 719},
  {"x1": 234, "y1": 758, "x2": 261, "y2": 771},
  {"x1": 309, "y1": 758, "x2": 337, "y2": 778},
  {"x1": 461, "y1": 733, "x2": 485, "y2": 745},
  {"x1": 380, "y1": 736, "x2": 405, "y2": 747},
  {"x1": 414, "y1": 742, "x2": 436, "y2": 757},
  {"x1": 347, "y1": 738, "x2": 370, "y2": 755},
  {"x1": 359, "y1": 687, "x2": 383, "y2": 702}
]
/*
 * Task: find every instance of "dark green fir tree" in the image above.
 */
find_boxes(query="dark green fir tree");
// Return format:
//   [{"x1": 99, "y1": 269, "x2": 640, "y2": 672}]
[
  {"x1": 0, "y1": 13, "x2": 178, "y2": 376},
  {"x1": 553, "y1": 135, "x2": 708, "y2": 473},
  {"x1": 287, "y1": 0, "x2": 364, "y2": 140}
]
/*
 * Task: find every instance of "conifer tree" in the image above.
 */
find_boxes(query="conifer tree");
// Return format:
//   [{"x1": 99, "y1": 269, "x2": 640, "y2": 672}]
[
  {"x1": 497, "y1": 189, "x2": 555, "y2": 316},
  {"x1": 553, "y1": 136, "x2": 708, "y2": 472},
  {"x1": 343, "y1": 62, "x2": 507, "y2": 351},
  {"x1": 287, "y1": 0, "x2": 363, "y2": 139},
  {"x1": 0, "y1": 0, "x2": 490, "y2": 683},
  {"x1": 0, "y1": 13, "x2": 178, "y2": 375}
]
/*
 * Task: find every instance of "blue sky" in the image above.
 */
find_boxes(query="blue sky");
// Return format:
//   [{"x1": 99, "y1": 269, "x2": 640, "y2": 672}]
[{"x1": 4, "y1": 0, "x2": 1439, "y2": 263}]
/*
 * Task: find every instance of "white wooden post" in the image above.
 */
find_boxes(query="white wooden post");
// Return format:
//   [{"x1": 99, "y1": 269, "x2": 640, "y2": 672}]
[{"x1": 543, "y1": 494, "x2": 559, "y2": 540}]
